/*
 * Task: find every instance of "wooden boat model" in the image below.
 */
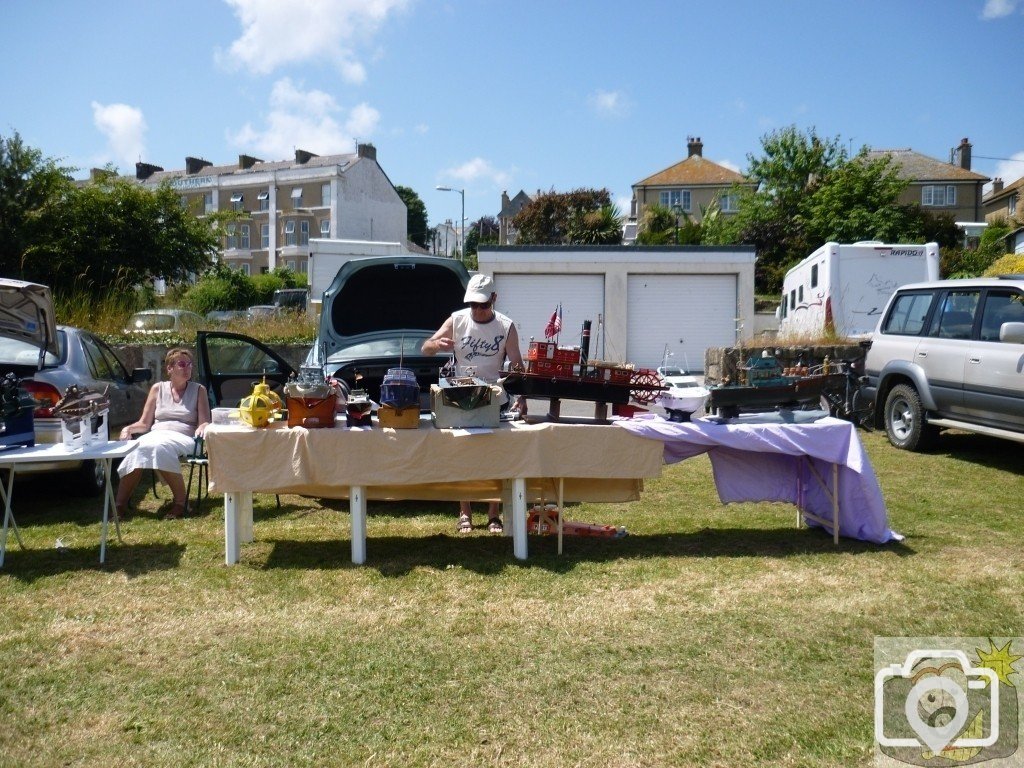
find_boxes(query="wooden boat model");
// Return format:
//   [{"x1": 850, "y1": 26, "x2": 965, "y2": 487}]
[{"x1": 708, "y1": 351, "x2": 843, "y2": 417}]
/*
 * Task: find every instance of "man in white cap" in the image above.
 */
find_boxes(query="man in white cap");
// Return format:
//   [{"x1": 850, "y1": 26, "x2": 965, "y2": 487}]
[{"x1": 422, "y1": 273, "x2": 527, "y2": 534}]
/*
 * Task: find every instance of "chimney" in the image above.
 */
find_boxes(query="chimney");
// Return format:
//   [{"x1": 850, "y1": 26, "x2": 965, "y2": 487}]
[
  {"x1": 357, "y1": 143, "x2": 376, "y2": 161},
  {"x1": 185, "y1": 156, "x2": 212, "y2": 175},
  {"x1": 295, "y1": 149, "x2": 318, "y2": 165},
  {"x1": 687, "y1": 136, "x2": 703, "y2": 158},
  {"x1": 992, "y1": 178, "x2": 1004, "y2": 194},
  {"x1": 238, "y1": 154, "x2": 262, "y2": 170},
  {"x1": 135, "y1": 162, "x2": 163, "y2": 180},
  {"x1": 89, "y1": 167, "x2": 108, "y2": 182},
  {"x1": 951, "y1": 137, "x2": 972, "y2": 171}
]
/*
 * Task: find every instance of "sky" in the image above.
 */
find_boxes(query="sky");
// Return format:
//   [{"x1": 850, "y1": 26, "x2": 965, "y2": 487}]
[{"x1": 3, "y1": 0, "x2": 1024, "y2": 230}]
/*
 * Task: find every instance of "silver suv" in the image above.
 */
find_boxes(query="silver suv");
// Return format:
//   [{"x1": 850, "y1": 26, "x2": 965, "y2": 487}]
[{"x1": 863, "y1": 276, "x2": 1024, "y2": 450}]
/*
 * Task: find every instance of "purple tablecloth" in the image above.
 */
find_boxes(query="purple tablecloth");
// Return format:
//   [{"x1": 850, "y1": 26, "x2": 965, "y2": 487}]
[{"x1": 616, "y1": 413, "x2": 898, "y2": 544}]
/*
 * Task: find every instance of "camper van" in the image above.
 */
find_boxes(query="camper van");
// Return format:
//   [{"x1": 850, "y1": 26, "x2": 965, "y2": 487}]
[{"x1": 776, "y1": 241, "x2": 939, "y2": 338}]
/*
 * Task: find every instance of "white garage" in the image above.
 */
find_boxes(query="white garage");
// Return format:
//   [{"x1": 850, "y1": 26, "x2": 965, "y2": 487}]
[
  {"x1": 478, "y1": 245, "x2": 756, "y2": 373},
  {"x1": 626, "y1": 274, "x2": 737, "y2": 370}
]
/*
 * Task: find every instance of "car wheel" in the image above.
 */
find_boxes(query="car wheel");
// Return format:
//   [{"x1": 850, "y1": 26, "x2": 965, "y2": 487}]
[
  {"x1": 72, "y1": 459, "x2": 106, "y2": 497},
  {"x1": 884, "y1": 384, "x2": 937, "y2": 451}
]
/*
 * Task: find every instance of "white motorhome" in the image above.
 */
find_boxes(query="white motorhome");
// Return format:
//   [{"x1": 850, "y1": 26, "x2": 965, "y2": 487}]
[{"x1": 776, "y1": 241, "x2": 939, "y2": 338}]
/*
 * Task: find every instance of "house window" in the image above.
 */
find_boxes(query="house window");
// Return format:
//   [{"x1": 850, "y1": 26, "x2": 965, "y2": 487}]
[
  {"x1": 226, "y1": 224, "x2": 237, "y2": 250},
  {"x1": 299, "y1": 260, "x2": 307, "y2": 273},
  {"x1": 230, "y1": 193, "x2": 244, "y2": 212},
  {"x1": 922, "y1": 185, "x2": 956, "y2": 207},
  {"x1": 811, "y1": 264, "x2": 818, "y2": 288},
  {"x1": 1010, "y1": 194, "x2": 1018, "y2": 217},
  {"x1": 299, "y1": 220, "x2": 309, "y2": 245},
  {"x1": 257, "y1": 190, "x2": 269, "y2": 212},
  {"x1": 239, "y1": 263, "x2": 250, "y2": 276},
  {"x1": 320, "y1": 219, "x2": 331, "y2": 237},
  {"x1": 719, "y1": 191, "x2": 738, "y2": 212},
  {"x1": 240, "y1": 224, "x2": 250, "y2": 250},
  {"x1": 284, "y1": 220, "x2": 296, "y2": 246},
  {"x1": 321, "y1": 183, "x2": 331, "y2": 207},
  {"x1": 261, "y1": 223, "x2": 269, "y2": 248},
  {"x1": 287, "y1": 260, "x2": 296, "y2": 271},
  {"x1": 291, "y1": 187, "x2": 303, "y2": 208},
  {"x1": 203, "y1": 191, "x2": 214, "y2": 215},
  {"x1": 659, "y1": 189, "x2": 691, "y2": 211}
]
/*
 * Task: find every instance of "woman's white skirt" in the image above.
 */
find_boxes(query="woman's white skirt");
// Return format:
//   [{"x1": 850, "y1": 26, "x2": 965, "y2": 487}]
[{"x1": 117, "y1": 430, "x2": 194, "y2": 477}]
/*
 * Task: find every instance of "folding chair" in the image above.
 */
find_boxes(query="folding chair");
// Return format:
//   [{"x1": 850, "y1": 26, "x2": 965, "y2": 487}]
[{"x1": 185, "y1": 437, "x2": 279, "y2": 516}]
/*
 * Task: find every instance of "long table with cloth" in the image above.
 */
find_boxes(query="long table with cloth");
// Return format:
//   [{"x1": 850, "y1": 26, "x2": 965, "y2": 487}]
[
  {"x1": 615, "y1": 412, "x2": 898, "y2": 544},
  {"x1": 205, "y1": 419, "x2": 665, "y2": 565}
]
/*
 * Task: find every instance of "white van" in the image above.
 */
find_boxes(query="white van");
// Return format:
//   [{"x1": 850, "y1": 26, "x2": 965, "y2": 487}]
[{"x1": 777, "y1": 241, "x2": 939, "y2": 338}]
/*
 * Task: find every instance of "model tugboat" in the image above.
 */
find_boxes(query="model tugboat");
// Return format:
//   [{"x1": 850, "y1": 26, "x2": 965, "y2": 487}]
[
  {"x1": 501, "y1": 319, "x2": 664, "y2": 422},
  {"x1": 707, "y1": 350, "x2": 842, "y2": 418}
]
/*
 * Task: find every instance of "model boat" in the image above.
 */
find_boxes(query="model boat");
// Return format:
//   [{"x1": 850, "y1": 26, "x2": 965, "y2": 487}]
[
  {"x1": 500, "y1": 320, "x2": 665, "y2": 422},
  {"x1": 707, "y1": 351, "x2": 843, "y2": 417},
  {"x1": 345, "y1": 388, "x2": 373, "y2": 426}
]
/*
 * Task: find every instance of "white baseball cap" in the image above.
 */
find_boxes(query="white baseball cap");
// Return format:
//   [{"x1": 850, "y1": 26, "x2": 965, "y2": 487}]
[{"x1": 464, "y1": 273, "x2": 495, "y2": 304}]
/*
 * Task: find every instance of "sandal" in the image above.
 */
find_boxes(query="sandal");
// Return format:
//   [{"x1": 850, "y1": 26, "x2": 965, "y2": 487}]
[
  {"x1": 165, "y1": 502, "x2": 186, "y2": 520},
  {"x1": 457, "y1": 513, "x2": 473, "y2": 534},
  {"x1": 487, "y1": 517, "x2": 503, "y2": 534}
]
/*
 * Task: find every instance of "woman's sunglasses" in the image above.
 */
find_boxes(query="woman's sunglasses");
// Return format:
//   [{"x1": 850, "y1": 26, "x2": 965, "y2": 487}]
[{"x1": 171, "y1": 360, "x2": 193, "y2": 369}]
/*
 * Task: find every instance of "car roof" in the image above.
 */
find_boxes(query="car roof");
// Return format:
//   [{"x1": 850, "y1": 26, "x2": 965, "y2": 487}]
[{"x1": 895, "y1": 276, "x2": 1024, "y2": 291}]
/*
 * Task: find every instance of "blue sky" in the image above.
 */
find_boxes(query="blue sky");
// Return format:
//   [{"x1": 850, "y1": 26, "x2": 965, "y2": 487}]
[{"x1": 3, "y1": 0, "x2": 1023, "y2": 229}]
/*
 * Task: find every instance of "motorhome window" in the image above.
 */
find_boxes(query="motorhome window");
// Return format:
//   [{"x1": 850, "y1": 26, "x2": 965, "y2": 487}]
[
  {"x1": 811, "y1": 264, "x2": 818, "y2": 288},
  {"x1": 883, "y1": 292, "x2": 935, "y2": 335},
  {"x1": 798, "y1": 285, "x2": 804, "y2": 303},
  {"x1": 790, "y1": 289, "x2": 796, "y2": 309}
]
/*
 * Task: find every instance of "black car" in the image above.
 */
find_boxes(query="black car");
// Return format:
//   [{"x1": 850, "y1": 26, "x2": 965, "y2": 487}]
[{"x1": 195, "y1": 256, "x2": 470, "y2": 408}]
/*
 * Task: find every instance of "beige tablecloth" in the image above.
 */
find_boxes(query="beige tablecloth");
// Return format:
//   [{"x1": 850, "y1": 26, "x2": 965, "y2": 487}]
[{"x1": 205, "y1": 420, "x2": 664, "y2": 502}]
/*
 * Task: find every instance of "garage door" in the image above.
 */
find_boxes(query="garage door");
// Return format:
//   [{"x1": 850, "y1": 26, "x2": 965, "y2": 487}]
[
  {"x1": 627, "y1": 274, "x2": 737, "y2": 372},
  {"x1": 493, "y1": 274, "x2": 605, "y2": 350}
]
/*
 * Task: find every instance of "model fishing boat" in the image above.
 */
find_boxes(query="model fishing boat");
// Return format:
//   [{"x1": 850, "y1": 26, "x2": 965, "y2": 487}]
[
  {"x1": 501, "y1": 319, "x2": 665, "y2": 422},
  {"x1": 707, "y1": 350, "x2": 843, "y2": 417}
]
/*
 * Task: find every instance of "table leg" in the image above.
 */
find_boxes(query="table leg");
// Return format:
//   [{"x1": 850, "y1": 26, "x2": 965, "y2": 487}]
[
  {"x1": 224, "y1": 492, "x2": 241, "y2": 565},
  {"x1": 99, "y1": 459, "x2": 118, "y2": 564},
  {"x1": 0, "y1": 467, "x2": 24, "y2": 568},
  {"x1": 557, "y1": 478, "x2": 564, "y2": 556},
  {"x1": 350, "y1": 485, "x2": 366, "y2": 565},
  {"x1": 512, "y1": 477, "x2": 527, "y2": 560}
]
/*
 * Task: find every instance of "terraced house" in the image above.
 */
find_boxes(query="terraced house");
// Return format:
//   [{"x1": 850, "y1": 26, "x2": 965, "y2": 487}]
[{"x1": 122, "y1": 143, "x2": 407, "y2": 275}]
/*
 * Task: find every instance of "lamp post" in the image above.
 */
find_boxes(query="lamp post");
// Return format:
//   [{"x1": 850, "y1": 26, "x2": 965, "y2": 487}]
[{"x1": 436, "y1": 186, "x2": 465, "y2": 261}]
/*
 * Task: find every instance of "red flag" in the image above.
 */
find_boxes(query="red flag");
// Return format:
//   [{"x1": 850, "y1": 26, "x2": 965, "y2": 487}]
[{"x1": 544, "y1": 304, "x2": 562, "y2": 339}]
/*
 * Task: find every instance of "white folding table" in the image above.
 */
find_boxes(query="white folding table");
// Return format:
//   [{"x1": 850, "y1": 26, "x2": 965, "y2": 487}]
[{"x1": 0, "y1": 440, "x2": 139, "y2": 566}]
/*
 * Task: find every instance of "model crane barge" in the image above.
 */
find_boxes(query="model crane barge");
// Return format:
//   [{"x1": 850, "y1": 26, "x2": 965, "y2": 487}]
[{"x1": 501, "y1": 320, "x2": 665, "y2": 423}]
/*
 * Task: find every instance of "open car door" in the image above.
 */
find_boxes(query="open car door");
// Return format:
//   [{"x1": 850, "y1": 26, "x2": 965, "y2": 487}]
[{"x1": 195, "y1": 331, "x2": 298, "y2": 407}]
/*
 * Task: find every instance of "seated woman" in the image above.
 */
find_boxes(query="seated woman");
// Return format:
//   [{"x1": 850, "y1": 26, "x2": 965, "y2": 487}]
[{"x1": 115, "y1": 347, "x2": 210, "y2": 520}]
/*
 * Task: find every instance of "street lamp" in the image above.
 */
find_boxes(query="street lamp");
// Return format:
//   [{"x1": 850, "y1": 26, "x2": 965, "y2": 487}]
[{"x1": 436, "y1": 186, "x2": 464, "y2": 261}]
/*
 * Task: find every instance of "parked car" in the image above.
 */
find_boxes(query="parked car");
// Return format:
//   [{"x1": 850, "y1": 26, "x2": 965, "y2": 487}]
[
  {"x1": 272, "y1": 287, "x2": 309, "y2": 313},
  {"x1": 125, "y1": 308, "x2": 204, "y2": 335},
  {"x1": 195, "y1": 256, "x2": 470, "y2": 408},
  {"x1": 246, "y1": 305, "x2": 282, "y2": 319},
  {"x1": 0, "y1": 279, "x2": 153, "y2": 494},
  {"x1": 863, "y1": 276, "x2": 1024, "y2": 450},
  {"x1": 205, "y1": 309, "x2": 249, "y2": 325}
]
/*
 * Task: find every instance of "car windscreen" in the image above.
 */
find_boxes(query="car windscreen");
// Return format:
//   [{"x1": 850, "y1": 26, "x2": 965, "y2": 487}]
[
  {"x1": 0, "y1": 330, "x2": 65, "y2": 367},
  {"x1": 327, "y1": 333, "x2": 435, "y2": 360}
]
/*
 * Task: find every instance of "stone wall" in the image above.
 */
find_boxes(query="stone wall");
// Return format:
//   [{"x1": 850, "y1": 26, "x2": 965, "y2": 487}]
[{"x1": 703, "y1": 343, "x2": 866, "y2": 385}]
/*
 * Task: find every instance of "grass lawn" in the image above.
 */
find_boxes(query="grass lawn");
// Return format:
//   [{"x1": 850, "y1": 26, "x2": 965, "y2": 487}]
[{"x1": 0, "y1": 428, "x2": 1021, "y2": 767}]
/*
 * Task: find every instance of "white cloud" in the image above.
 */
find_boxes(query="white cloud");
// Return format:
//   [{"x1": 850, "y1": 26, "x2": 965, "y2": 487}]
[
  {"x1": 717, "y1": 158, "x2": 742, "y2": 174},
  {"x1": 442, "y1": 157, "x2": 511, "y2": 187},
  {"x1": 91, "y1": 101, "x2": 147, "y2": 169},
  {"x1": 227, "y1": 77, "x2": 379, "y2": 158},
  {"x1": 981, "y1": 0, "x2": 1018, "y2": 19},
  {"x1": 219, "y1": 0, "x2": 410, "y2": 81},
  {"x1": 588, "y1": 89, "x2": 629, "y2": 118},
  {"x1": 987, "y1": 151, "x2": 1024, "y2": 192}
]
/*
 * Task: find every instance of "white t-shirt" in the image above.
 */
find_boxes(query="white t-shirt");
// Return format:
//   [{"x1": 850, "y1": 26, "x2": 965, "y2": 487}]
[{"x1": 450, "y1": 308, "x2": 514, "y2": 383}]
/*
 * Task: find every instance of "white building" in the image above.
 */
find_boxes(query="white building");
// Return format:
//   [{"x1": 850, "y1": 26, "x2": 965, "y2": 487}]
[{"x1": 127, "y1": 144, "x2": 406, "y2": 275}]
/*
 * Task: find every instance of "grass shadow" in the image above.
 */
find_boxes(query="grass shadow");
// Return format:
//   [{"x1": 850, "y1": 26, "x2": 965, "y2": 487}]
[
  {"x1": 255, "y1": 525, "x2": 913, "y2": 576},
  {"x1": 0, "y1": 542, "x2": 187, "y2": 583},
  {"x1": 927, "y1": 432, "x2": 1024, "y2": 473}
]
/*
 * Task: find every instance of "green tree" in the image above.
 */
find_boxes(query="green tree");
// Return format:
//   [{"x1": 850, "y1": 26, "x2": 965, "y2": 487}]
[
  {"x1": 27, "y1": 176, "x2": 217, "y2": 295},
  {"x1": 181, "y1": 263, "x2": 257, "y2": 314},
  {"x1": 0, "y1": 131, "x2": 74, "y2": 277},
  {"x1": 463, "y1": 215, "x2": 499, "y2": 258},
  {"x1": 566, "y1": 204, "x2": 623, "y2": 245},
  {"x1": 635, "y1": 203, "x2": 676, "y2": 245},
  {"x1": 511, "y1": 188, "x2": 612, "y2": 244},
  {"x1": 396, "y1": 185, "x2": 429, "y2": 249}
]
